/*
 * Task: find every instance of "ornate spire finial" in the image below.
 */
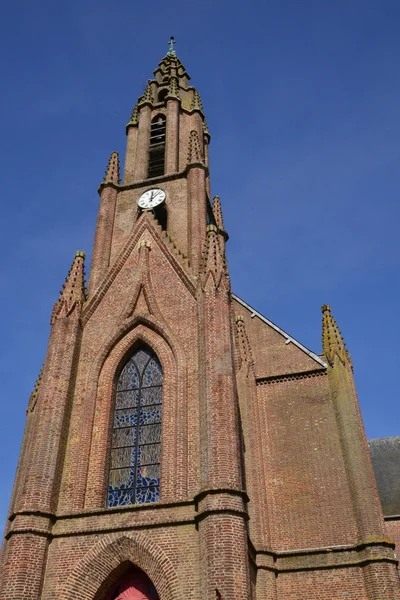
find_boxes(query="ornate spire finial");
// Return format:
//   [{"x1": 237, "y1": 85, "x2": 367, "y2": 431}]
[
  {"x1": 321, "y1": 304, "x2": 352, "y2": 368},
  {"x1": 103, "y1": 152, "x2": 120, "y2": 184},
  {"x1": 51, "y1": 252, "x2": 86, "y2": 324},
  {"x1": 187, "y1": 130, "x2": 203, "y2": 165},
  {"x1": 167, "y1": 36, "x2": 176, "y2": 56},
  {"x1": 212, "y1": 196, "x2": 225, "y2": 231},
  {"x1": 191, "y1": 89, "x2": 203, "y2": 113}
]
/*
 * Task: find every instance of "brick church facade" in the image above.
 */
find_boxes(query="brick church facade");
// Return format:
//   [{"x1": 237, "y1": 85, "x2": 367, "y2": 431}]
[{"x1": 1, "y1": 44, "x2": 399, "y2": 599}]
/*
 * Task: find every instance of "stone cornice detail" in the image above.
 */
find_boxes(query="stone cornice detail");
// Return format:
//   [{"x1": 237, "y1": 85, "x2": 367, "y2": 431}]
[{"x1": 256, "y1": 368, "x2": 327, "y2": 385}]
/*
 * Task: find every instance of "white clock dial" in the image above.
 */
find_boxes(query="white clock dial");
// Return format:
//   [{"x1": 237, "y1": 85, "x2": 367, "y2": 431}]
[{"x1": 137, "y1": 188, "x2": 166, "y2": 210}]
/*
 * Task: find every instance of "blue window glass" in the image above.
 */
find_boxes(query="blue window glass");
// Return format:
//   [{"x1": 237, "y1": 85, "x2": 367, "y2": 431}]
[{"x1": 108, "y1": 347, "x2": 162, "y2": 507}]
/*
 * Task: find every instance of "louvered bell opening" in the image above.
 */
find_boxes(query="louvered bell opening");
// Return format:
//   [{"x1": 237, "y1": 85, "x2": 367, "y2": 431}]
[
  {"x1": 148, "y1": 116, "x2": 166, "y2": 178},
  {"x1": 150, "y1": 117, "x2": 166, "y2": 146},
  {"x1": 148, "y1": 149, "x2": 165, "y2": 179}
]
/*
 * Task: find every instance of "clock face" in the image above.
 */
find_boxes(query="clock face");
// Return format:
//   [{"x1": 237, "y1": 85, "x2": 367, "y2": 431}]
[{"x1": 137, "y1": 188, "x2": 166, "y2": 210}]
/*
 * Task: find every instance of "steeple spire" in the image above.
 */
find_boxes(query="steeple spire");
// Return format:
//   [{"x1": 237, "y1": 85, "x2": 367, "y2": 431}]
[
  {"x1": 51, "y1": 251, "x2": 86, "y2": 324},
  {"x1": 321, "y1": 304, "x2": 352, "y2": 368}
]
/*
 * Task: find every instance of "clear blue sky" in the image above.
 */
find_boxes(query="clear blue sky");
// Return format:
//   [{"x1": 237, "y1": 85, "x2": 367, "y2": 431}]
[{"x1": 0, "y1": 0, "x2": 399, "y2": 525}]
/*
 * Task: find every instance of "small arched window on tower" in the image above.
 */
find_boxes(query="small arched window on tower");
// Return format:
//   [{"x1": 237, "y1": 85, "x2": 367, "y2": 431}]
[
  {"x1": 158, "y1": 88, "x2": 168, "y2": 103},
  {"x1": 108, "y1": 347, "x2": 163, "y2": 508},
  {"x1": 148, "y1": 115, "x2": 166, "y2": 179}
]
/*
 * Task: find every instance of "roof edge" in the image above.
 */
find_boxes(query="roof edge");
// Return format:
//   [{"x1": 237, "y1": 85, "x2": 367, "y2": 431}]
[{"x1": 232, "y1": 293, "x2": 327, "y2": 369}]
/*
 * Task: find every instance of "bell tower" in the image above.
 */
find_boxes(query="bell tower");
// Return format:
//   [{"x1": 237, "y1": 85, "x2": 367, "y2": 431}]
[{"x1": 89, "y1": 37, "x2": 212, "y2": 298}]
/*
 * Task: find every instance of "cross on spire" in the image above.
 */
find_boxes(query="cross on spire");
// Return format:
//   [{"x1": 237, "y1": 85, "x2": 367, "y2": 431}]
[{"x1": 167, "y1": 36, "x2": 176, "y2": 56}]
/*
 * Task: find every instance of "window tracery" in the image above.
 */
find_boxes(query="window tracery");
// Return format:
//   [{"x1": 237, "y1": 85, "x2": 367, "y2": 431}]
[{"x1": 108, "y1": 347, "x2": 162, "y2": 507}]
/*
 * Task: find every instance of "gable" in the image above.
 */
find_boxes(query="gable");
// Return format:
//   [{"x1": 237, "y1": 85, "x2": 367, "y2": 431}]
[{"x1": 232, "y1": 294, "x2": 326, "y2": 380}]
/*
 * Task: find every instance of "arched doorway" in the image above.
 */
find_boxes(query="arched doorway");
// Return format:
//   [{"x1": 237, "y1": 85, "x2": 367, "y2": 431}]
[{"x1": 104, "y1": 568, "x2": 159, "y2": 600}]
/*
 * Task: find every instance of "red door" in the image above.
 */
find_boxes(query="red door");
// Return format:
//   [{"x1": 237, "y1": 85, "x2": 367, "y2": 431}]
[{"x1": 104, "y1": 570, "x2": 159, "y2": 600}]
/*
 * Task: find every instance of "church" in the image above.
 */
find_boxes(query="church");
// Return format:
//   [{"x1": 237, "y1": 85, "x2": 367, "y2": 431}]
[{"x1": 0, "y1": 41, "x2": 399, "y2": 599}]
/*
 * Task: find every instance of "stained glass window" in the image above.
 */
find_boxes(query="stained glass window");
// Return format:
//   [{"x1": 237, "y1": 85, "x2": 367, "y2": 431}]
[{"x1": 108, "y1": 347, "x2": 162, "y2": 507}]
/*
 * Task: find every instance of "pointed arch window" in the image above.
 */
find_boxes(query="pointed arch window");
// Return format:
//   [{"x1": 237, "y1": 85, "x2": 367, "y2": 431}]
[{"x1": 108, "y1": 347, "x2": 162, "y2": 507}]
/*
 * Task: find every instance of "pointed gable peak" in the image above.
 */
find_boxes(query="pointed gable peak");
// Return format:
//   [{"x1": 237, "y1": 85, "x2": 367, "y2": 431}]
[
  {"x1": 103, "y1": 151, "x2": 120, "y2": 184},
  {"x1": 321, "y1": 304, "x2": 352, "y2": 368},
  {"x1": 51, "y1": 251, "x2": 86, "y2": 324}
]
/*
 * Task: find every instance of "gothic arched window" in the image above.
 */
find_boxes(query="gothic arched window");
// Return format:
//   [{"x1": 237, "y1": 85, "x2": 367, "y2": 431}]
[
  {"x1": 158, "y1": 88, "x2": 168, "y2": 103},
  {"x1": 108, "y1": 347, "x2": 163, "y2": 507}
]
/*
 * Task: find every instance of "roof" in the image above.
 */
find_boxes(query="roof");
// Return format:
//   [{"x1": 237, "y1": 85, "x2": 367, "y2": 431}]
[
  {"x1": 368, "y1": 436, "x2": 400, "y2": 517},
  {"x1": 232, "y1": 293, "x2": 327, "y2": 369}
]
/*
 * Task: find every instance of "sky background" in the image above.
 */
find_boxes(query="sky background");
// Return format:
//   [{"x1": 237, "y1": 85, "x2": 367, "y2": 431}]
[{"x1": 0, "y1": 0, "x2": 399, "y2": 526}]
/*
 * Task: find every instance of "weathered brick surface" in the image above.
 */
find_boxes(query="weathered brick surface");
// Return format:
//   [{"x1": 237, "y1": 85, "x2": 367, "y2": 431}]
[
  {"x1": 1, "y1": 51, "x2": 399, "y2": 600},
  {"x1": 257, "y1": 373, "x2": 358, "y2": 550},
  {"x1": 277, "y1": 568, "x2": 367, "y2": 599}
]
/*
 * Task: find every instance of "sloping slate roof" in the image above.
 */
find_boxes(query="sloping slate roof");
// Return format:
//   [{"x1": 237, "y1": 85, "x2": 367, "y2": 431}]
[{"x1": 368, "y1": 437, "x2": 400, "y2": 517}]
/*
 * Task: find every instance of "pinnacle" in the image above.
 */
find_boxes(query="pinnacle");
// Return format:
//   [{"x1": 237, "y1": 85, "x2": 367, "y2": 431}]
[
  {"x1": 321, "y1": 304, "x2": 352, "y2": 368},
  {"x1": 127, "y1": 104, "x2": 139, "y2": 128},
  {"x1": 201, "y1": 224, "x2": 229, "y2": 290},
  {"x1": 187, "y1": 130, "x2": 203, "y2": 165},
  {"x1": 235, "y1": 315, "x2": 254, "y2": 368},
  {"x1": 167, "y1": 76, "x2": 180, "y2": 99},
  {"x1": 139, "y1": 81, "x2": 154, "y2": 106},
  {"x1": 212, "y1": 196, "x2": 225, "y2": 231},
  {"x1": 103, "y1": 152, "x2": 120, "y2": 185},
  {"x1": 51, "y1": 252, "x2": 86, "y2": 324},
  {"x1": 203, "y1": 119, "x2": 211, "y2": 140},
  {"x1": 191, "y1": 89, "x2": 203, "y2": 113}
]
